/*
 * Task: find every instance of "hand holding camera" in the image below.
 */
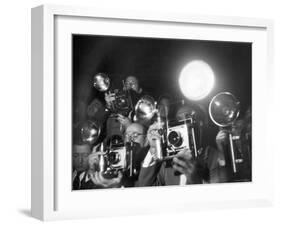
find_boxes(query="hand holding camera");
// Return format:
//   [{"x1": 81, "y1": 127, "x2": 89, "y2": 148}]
[
  {"x1": 215, "y1": 130, "x2": 228, "y2": 166},
  {"x1": 105, "y1": 92, "x2": 116, "y2": 109},
  {"x1": 215, "y1": 129, "x2": 229, "y2": 152},
  {"x1": 116, "y1": 114, "x2": 132, "y2": 130},
  {"x1": 147, "y1": 121, "x2": 164, "y2": 148},
  {"x1": 89, "y1": 171, "x2": 122, "y2": 188},
  {"x1": 216, "y1": 129, "x2": 228, "y2": 143},
  {"x1": 172, "y1": 149, "x2": 196, "y2": 183},
  {"x1": 88, "y1": 150, "x2": 100, "y2": 172},
  {"x1": 88, "y1": 145, "x2": 123, "y2": 188}
]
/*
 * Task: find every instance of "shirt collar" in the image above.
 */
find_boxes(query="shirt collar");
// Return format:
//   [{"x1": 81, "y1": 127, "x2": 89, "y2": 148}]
[{"x1": 73, "y1": 170, "x2": 91, "y2": 183}]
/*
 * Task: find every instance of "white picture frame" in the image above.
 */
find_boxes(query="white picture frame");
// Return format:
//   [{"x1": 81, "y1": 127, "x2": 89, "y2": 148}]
[{"x1": 31, "y1": 4, "x2": 274, "y2": 221}]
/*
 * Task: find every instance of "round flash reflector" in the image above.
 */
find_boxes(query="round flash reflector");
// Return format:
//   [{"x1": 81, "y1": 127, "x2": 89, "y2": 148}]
[{"x1": 179, "y1": 60, "x2": 215, "y2": 101}]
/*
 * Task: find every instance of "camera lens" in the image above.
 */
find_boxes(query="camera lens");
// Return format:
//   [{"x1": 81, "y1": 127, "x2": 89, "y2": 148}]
[
  {"x1": 109, "y1": 135, "x2": 124, "y2": 147},
  {"x1": 168, "y1": 131, "x2": 182, "y2": 147},
  {"x1": 115, "y1": 93, "x2": 128, "y2": 109},
  {"x1": 108, "y1": 152, "x2": 121, "y2": 164}
]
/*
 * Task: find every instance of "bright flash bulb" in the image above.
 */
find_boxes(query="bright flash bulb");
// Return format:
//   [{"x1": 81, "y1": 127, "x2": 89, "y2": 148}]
[{"x1": 179, "y1": 60, "x2": 215, "y2": 101}]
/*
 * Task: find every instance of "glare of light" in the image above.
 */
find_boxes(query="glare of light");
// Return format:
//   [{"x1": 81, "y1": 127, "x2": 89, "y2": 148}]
[
  {"x1": 179, "y1": 60, "x2": 215, "y2": 101},
  {"x1": 215, "y1": 101, "x2": 221, "y2": 106}
]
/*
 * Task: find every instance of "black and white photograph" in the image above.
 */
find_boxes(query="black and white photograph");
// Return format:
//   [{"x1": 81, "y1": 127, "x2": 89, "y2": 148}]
[{"x1": 72, "y1": 34, "x2": 252, "y2": 190}]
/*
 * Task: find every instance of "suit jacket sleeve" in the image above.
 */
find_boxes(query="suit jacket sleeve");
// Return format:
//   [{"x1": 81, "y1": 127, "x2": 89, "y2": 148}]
[{"x1": 137, "y1": 162, "x2": 164, "y2": 186}]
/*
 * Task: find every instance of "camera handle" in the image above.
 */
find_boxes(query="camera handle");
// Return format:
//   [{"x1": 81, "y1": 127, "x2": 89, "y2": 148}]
[
  {"x1": 122, "y1": 79, "x2": 134, "y2": 110},
  {"x1": 189, "y1": 118, "x2": 198, "y2": 158},
  {"x1": 127, "y1": 141, "x2": 134, "y2": 177},
  {"x1": 106, "y1": 90, "x2": 116, "y2": 112},
  {"x1": 228, "y1": 133, "x2": 237, "y2": 173},
  {"x1": 98, "y1": 143, "x2": 106, "y2": 173}
]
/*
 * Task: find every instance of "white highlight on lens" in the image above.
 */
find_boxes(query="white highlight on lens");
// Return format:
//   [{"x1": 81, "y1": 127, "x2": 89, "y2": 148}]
[{"x1": 179, "y1": 60, "x2": 215, "y2": 101}]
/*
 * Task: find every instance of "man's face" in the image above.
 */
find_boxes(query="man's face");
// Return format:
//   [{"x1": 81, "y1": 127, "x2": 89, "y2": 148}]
[
  {"x1": 231, "y1": 119, "x2": 244, "y2": 136},
  {"x1": 87, "y1": 98, "x2": 103, "y2": 117},
  {"x1": 125, "y1": 76, "x2": 139, "y2": 92},
  {"x1": 124, "y1": 123, "x2": 146, "y2": 147},
  {"x1": 73, "y1": 144, "x2": 91, "y2": 172},
  {"x1": 176, "y1": 105, "x2": 195, "y2": 121}
]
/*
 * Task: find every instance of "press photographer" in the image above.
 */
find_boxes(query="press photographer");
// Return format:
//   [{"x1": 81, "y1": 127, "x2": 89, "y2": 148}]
[
  {"x1": 136, "y1": 102, "x2": 207, "y2": 186},
  {"x1": 210, "y1": 93, "x2": 252, "y2": 182},
  {"x1": 104, "y1": 75, "x2": 146, "y2": 130},
  {"x1": 88, "y1": 122, "x2": 149, "y2": 188},
  {"x1": 72, "y1": 142, "x2": 98, "y2": 190},
  {"x1": 137, "y1": 120, "x2": 200, "y2": 186}
]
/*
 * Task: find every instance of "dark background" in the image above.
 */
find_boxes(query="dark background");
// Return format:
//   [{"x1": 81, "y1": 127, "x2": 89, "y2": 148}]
[{"x1": 72, "y1": 34, "x2": 252, "y2": 146}]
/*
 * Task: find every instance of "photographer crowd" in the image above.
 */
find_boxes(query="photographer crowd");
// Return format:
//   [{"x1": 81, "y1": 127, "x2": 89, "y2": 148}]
[{"x1": 72, "y1": 75, "x2": 252, "y2": 190}]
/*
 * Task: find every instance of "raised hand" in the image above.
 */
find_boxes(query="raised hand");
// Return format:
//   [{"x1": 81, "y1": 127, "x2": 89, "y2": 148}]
[
  {"x1": 104, "y1": 92, "x2": 116, "y2": 109},
  {"x1": 172, "y1": 149, "x2": 196, "y2": 183},
  {"x1": 89, "y1": 171, "x2": 123, "y2": 188}
]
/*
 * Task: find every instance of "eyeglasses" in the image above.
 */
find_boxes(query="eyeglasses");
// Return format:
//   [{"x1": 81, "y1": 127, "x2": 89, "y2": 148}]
[
  {"x1": 73, "y1": 153, "x2": 90, "y2": 158},
  {"x1": 148, "y1": 128, "x2": 160, "y2": 136},
  {"x1": 124, "y1": 132, "x2": 145, "y2": 142}
]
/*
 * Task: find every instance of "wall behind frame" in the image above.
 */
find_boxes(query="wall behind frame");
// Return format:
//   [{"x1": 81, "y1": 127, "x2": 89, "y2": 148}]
[{"x1": 0, "y1": 0, "x2": 280, "y2": 226}]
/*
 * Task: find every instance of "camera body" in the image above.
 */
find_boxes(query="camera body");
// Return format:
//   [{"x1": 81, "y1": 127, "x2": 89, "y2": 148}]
[
  {"x1": 166, "y1": 119, "x2": 191, "y2": 157},
  {"x1": 96, "y1": 141, "x2": 138, "y2": 178},
  {"x1": 110, "y1": 89, "x2": 133, "y2": 116},
  {"x1": 101, "y1": 146, "x2": 129, "y2": 178}
]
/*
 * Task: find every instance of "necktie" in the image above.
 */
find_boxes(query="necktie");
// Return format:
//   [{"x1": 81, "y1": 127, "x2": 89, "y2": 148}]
[
  {"x1": 73, "y1": 172, "x2": 82, "y2": 190},
  {"x1": 80, "y1": 172, "x2": 88, "y2": 189}
]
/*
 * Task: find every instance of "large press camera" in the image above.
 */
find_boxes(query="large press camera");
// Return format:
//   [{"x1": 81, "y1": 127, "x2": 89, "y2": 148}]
[
  {"x1": 109, "y1": 88, "x2": 132, "y2": 115},
  {"x1": 166, "y1": 116, "x2": 199, "y2": 159},
  {"x1": 93, "y1": 73, "x2": 133, "y2": 116},
  {"x1": 93, "y1": 137, "x2": 142, "y2": 179},
  {"x1": 136, "y1": 98, "x2": 201, "y2": 161},
  {"x1": 209, "y1": 92, "x2": 251, "y2": 180}
]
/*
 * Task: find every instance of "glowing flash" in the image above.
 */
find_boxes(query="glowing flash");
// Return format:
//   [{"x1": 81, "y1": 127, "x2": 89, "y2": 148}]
[{"x1": 179, "y1": 60, "x2": 215, "y2": 101}]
